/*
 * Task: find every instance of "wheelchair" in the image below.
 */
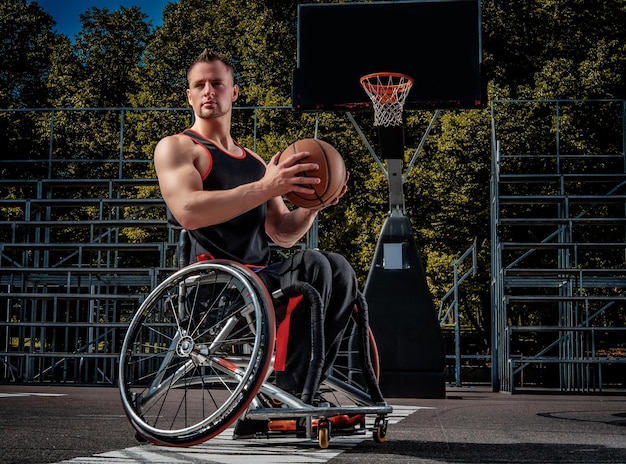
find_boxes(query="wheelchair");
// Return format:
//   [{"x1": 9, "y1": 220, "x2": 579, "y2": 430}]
[{"x1": 118, "y1": 240, "x2": 391, "y2": 449}]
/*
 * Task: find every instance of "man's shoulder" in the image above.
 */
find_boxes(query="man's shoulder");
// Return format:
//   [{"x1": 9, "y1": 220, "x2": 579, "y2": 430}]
[
  {"x1": 154, "y1": 132, "x2": 198, "y2": 164},
  {"x1": 157, "y1": 132, "x2": 196, "y2": 151}
]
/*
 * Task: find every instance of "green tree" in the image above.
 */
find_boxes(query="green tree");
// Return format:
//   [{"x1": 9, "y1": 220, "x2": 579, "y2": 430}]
[
  {"x1": 32, "y1": 6, "x2": 154, "y2": 247},
  {"x1": 0, "y1": 0, "x2": 54, "y2": 108},
  {"x1": 483, "y1": 0, "x2": 626, "y2": 99},
  {"x1": 44, "y1": 5, "x2": 152, "y2": 180},
  {"x1": 73, "y1": 6, "x2": 151, "y2": 107},
  {"x1": 0, "y1": 0, "x2": 55, "y2": 185}
]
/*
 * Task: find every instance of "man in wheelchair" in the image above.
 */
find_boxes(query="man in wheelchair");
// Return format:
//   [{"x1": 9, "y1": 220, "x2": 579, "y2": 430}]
[{"x1": 153, "y1": 49, "x2": 377, "y2": 436}]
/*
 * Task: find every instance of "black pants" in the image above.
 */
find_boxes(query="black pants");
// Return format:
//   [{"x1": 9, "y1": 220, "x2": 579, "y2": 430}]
[{"x1": 258, "y1": 249, "x2": 363, "y2": 395}]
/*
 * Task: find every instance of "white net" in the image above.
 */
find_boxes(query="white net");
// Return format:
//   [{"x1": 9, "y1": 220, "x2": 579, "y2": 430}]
[{"x1": 359, "y1": 73, "x2": 414, "y2": 127}]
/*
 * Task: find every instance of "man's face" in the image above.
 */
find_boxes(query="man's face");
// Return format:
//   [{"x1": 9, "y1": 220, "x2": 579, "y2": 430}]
[{"x1": 186, "y1": 60, "x2": 238, "y2": 120}]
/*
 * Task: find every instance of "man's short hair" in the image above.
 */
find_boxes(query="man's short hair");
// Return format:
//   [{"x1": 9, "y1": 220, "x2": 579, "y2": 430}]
[{"x1": 187, "y1": 49, "x2": 235, "y2": 84}]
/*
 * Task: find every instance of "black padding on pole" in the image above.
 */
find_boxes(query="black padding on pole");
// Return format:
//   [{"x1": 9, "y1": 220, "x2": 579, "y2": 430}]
[
  {"x1": 378, "y1": 125, "x2": 405, "y2": 159},
  {"x1": 364, "y1": 214, "x2": 446, "y2": 398}
]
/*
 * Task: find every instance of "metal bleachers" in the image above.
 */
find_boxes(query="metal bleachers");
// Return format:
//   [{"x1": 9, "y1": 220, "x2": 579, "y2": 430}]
[
  {"x1": 490, "y1": 99, "x2": 626, "y2": 393},
  {"x1": 1, "y1": 133, "x2": 179, "y2": 383}
]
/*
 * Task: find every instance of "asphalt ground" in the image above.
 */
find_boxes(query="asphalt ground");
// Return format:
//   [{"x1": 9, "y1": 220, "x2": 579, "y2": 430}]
[{"x1": 1, "y1": 384, "x2": 625, "y2": 464}]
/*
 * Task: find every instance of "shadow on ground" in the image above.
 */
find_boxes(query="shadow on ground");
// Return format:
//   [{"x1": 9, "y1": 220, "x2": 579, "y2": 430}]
[{"x1": 343, "y1": 440, "x2": 626, "y2": 463}]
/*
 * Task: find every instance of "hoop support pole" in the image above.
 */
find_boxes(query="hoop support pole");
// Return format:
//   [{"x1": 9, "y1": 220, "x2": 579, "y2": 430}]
[
  {"x1": 378, "y1": 125, "x2": 406, "y2": 211},
  {"x1": 378, "y1": 125, "x2": 405, "y2": 160}
]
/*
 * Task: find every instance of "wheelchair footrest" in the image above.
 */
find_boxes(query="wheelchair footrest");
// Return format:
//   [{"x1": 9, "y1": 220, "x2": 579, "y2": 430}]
[{"x1": 245, "y1": 403, "x2": 392, "y2": 421}]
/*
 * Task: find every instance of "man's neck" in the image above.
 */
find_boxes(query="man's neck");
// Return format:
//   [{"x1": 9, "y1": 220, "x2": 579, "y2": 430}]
[{"x1": 191, "y1": 117, "x2": 237, "y2": 153}]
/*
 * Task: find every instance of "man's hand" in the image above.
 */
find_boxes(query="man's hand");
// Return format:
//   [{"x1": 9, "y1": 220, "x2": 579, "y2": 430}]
[{"x1": 263, "y1": 151, "x2": 321, "y2": 198}]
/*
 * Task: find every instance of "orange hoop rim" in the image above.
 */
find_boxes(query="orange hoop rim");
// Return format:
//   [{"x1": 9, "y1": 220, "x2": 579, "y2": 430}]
[{"x1": 359, "y1": 72, "x2": 414, "y2": 95}]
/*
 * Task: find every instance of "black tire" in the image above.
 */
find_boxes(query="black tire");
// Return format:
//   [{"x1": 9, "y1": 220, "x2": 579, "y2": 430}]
[{"x1": 118, "y1": 261, "x2": 275, "y2": 446}]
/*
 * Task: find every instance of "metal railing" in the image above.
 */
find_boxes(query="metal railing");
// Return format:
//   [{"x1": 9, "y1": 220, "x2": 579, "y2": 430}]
[{"x1": 438, "y1": 239, "x2": 479, "y2": 387}]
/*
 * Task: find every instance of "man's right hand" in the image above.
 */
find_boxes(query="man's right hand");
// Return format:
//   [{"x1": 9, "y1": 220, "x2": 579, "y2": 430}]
[{"x1": 264, "y1": 151, "x2": 321, "y2": 198}]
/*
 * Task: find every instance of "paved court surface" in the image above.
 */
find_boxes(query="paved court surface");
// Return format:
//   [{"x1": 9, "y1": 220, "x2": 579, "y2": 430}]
[{"x1": 1, "y1": 384, "x2": 625, "y2": 464}]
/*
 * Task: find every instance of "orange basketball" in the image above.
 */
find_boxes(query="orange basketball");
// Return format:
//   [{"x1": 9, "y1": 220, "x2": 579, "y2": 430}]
[{"x1": 278, "y1": 138, "x2": 347, "y2": 209}]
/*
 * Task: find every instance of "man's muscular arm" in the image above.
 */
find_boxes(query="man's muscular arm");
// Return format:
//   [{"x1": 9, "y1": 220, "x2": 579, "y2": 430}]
[
  {"x1": 264, "y1": 155, "x2": 349, "y2": 249},
  {"x1": 154, "y1": 137, "x2": 320, "y2": 231}
]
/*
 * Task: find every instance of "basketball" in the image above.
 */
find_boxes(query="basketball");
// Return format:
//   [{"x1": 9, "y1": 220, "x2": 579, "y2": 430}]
[{"x1": 278, "y1": 138, "x2": 347, "y2": 209}]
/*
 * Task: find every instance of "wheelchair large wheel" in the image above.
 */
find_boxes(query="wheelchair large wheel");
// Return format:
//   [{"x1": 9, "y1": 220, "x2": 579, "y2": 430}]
[
  {"x1": 331, "y1": 313, "x2": 379, "y2": 386},
  {"x1": 119, "y1": 260, "x2": 275, "y2": 446},
  {"x1": 323, "y1": 306, "x2": 384, "y2": 407}
]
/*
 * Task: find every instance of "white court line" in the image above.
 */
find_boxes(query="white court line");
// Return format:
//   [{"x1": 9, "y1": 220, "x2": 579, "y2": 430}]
[
  {"x1": 56, "y1": 406, "x2": 429, "y2": 464},
  {"x1": 0, "y1": 392, "x2": 67, "y2": 398}
]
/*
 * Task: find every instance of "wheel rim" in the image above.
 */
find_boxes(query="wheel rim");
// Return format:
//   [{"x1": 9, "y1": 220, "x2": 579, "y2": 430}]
[{"x1": 118, "y1": 261, "x2": 275, "y2": 445}]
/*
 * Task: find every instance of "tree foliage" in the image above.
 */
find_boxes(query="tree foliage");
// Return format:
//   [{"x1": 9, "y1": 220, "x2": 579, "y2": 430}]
[
  {"x1": 483, "y1": 0, "x2": 626, "y2": 99},
  {"x1": 0, "y1": 0, "x2": 55, "y2": 108}
]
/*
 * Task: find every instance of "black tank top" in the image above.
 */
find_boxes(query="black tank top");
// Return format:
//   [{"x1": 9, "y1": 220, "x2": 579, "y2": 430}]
[{"x1": 170, "y1": 129, "x2": 270, "y2": 265}]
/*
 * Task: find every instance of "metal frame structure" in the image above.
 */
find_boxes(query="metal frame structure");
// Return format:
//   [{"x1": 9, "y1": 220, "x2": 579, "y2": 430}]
[
  {"x1": 490, "y1": 99, "x2": 626, "y2": 393},
  {"x1": 0, "y1": 176, "x2": 174, "y2": 383},
  {"x1": 438, "y1": 239, "x2": 478, "y2": 387}
]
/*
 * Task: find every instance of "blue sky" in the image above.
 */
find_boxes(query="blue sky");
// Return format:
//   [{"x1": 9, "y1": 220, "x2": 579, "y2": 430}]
[{"x1": 36, "y1": 0, "x2": 173, "y2": 39}]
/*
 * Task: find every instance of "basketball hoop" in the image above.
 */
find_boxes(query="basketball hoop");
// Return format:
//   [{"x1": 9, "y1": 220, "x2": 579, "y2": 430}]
[{"x1": 359, "y1": 72, "x2": 414, "y2": 127}]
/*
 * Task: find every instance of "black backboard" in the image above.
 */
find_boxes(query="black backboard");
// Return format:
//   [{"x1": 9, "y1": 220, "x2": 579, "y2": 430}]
[{"x1": 292, "y1": 0, "x2": 485, "y2": 111}]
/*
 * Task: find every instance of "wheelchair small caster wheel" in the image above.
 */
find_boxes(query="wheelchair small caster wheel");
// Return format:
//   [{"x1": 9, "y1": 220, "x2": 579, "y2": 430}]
[
  {"x1": 317, "y1": 419, "x2": 331, "y2": 449},
  {"x1": 373, "y1": 417, "x2": 388, "y2": 444}
]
